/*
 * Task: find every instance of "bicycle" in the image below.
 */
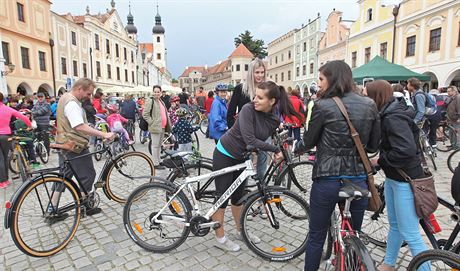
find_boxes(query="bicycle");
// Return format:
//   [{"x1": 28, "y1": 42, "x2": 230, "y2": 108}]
[
  {"x1": 125, "y1": 118, "x2": 136, "y2": 142},
  {"x1": 419, "y1": 122, "x2": 437, "y2": 171},
  {"x1": 407, "y1": 249, "x2": 460, "y2": 270},
  {"x1": 123, "y1": 147, "x2": 310, "y2": 261},
  {"x1": 8, "y1": 135, "x2": 33, "y2": 182},
  {"x1": 4, "y1": 140, "x2": 155, "y2": 257},
  {"x1": 447, "y1": 148, "x2": 460, "y2": 173},
  {"x1": 148, "y1": 131, "x2": 200, "y2": 158},
  {"x1": 322, "y1": 179, "x2": 376, "y2": 270},
  {"x1": 33, "y1": 129, "x2": 49, "y2": 164},
  {"x1": 436, "y1": 120, "x2": 457, "y2": 152}
]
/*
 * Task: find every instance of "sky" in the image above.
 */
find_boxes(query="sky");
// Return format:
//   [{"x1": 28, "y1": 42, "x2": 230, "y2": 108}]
[{"x1": 51, "y1": 0, "x2": 399, "y2": 78}]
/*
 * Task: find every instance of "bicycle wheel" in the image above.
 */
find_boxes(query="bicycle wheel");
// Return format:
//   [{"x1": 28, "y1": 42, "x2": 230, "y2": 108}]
[
  {"x1": 447, "y1": 148, "x2": 460, "y2": 173},
  {"x1": 192, "y1": 131, "x2": 200, "y2": 151},
  {"x1": 123, "y1": 182, "x2": 192, "y2": 252},
  {"x1": 17, "y1": 153, "x2": 29, "y2": 183},
  {"x1": 360, "y1": 183, "x2": 389, "y2": 247},
  {"x1": 10, "y1": 176, "x2": 81, "y2": 257},
  {"x1": 273, "y1": 161, "x2": 314, "y2": 197},
  {"x1": 36, "y1": 142, "x2": 49, "y2": 164},
  {"x1": 436, "y1": 125, "x2": 456, "y2": 152},
  {"x1": 94, "y1": 142, "x2": 104, "y2": 161},
  {"x1": 241, "y1": 188, "x2": 310, "y2": 261},
  {"x1": 105, "y1": 151, "x2": 155, "y2": 203},
  {"x1": 199, "y1": 118, "x2": 208, "y2": 135},
  {"x1": 336, "y1": 235, "x2": 376, "y2": 271},
  {"x1": 427, "y1": 150, "x2": 437, "y2": 171},
  {"x1": 407, "y1": 249, "x2": 460, "y2": 271},
  {"x1": 8, "y1": 151, "x2": 19, "y2": 174}
]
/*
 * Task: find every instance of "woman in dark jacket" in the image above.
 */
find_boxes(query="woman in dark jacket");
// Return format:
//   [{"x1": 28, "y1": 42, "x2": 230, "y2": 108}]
[
  {"x1": 366, "y1": 80, "x2": 429, "y2": 271},
  {"x1": 295, "y1": 61, "x2": 380, "y2": 271}
]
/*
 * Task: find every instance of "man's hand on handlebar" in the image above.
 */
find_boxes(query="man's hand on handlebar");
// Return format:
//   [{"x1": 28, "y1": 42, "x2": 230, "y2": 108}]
[{"x1": 103, "y1": 132, "x2": 116, "y2": 141}]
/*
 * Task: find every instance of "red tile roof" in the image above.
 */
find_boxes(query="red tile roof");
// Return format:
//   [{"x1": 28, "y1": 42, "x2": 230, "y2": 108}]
[
  {"x1": 229, "y1": 44, "x2": 254, "y2": 58},
  {"x1": 63, "y1": 9, "x2": 115, "y2": 25},
  {"x1": 139, "y1": 43, "x2": 154, "y2": 54},
  {"x1": 179, "y1": 66, "x2": 206, "y2": 77}
]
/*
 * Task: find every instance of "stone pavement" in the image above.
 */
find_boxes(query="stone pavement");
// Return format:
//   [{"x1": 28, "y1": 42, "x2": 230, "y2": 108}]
[{"x1": 0, "y1": 131, "x2": 457, "y2": 271}]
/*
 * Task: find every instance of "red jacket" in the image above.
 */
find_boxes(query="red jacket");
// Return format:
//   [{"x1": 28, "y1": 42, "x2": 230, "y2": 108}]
[
  {"x1": 284, "y1": 95, "x2": 305, "y2": 128},
  {"x1": 204, "y1": 97, "x2": 214, "y2": 115},
  {"x1": 92, "y1": 98, "x2": 107, "y2": 114}
]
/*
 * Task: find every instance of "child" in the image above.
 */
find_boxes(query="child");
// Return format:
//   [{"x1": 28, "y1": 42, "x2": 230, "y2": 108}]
[
  {"x1": 14, "y1": 109, "x2": 39, "y2": 169},
  {"x1": 172, "y1": 108, "x2": 199, "y2": 152},
  {"x1": 106, "y1": 104, "x2": 134, "y2": 145},
  {"x1": 208, "y1": 84, "x2": 228, "y2": 144},
  {"x1": 168, "y1": 96, "x2": 180, "y2": 126}
]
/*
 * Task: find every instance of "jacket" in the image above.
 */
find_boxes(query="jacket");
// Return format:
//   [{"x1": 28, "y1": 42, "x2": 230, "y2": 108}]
[
  {"x1": 208, "y1": 96, "x2": 228, "y2": 140},
  {"x1": 447, "y1": 93, "x2": 460, "y2": 122},
  {"x1": 227, "y1": 84, "x2": 251, "y2": 129},
  {"x1": 31, "y1": 101, "x2": 51, "y2": 126},
  {"x1": 82, "y1": 99, "x2": 96, "y2": 125},
  {"x1": 120, "y1": 99, "x2": 137, "y2": 120},
  {"x1": 205, "y1": 97, "x2": 214, "y2": 115},
  {"x1": 378, "y1": 97, "x2": 425, "y2": 180},
  {"x1": 172, "y1": 118, "x2": 199, "y2": 144},
  {"x1": 143, "y1": 97, "x2": 171, "y2": 134},
  {"x1": 284, "y1": 95, "x2": 305, "y2": 128},
  {"x1": 92, "y1": 98, "x2": 107, "y2": 114},
  {"x1": 297, "y1": 92, "x2": 380, "y2": 179}
]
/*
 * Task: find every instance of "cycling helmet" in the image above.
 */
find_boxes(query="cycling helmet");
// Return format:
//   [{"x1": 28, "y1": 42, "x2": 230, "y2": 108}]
[
  {"x1": 107, "y1": 104, "x2": 118, "y2": 113},
  {"x1": 175, "y1": 107, "x2": 188, "y2": 117},
  {"x1": 215, "y1": 83, "x2": 228, "y2": 92},
  {"x1": 170, "y1": 96, "x2": 180, "y2": 103}
]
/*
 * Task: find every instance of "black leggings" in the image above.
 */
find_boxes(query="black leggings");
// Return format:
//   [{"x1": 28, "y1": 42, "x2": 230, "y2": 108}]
[{"x1": 213, "y1": 149, "x2": 246, "y2": 208}]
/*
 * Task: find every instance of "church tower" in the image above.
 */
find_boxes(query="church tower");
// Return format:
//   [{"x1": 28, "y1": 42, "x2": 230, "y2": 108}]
[
  {"x1": 152, "y1": 5, "x2": 166, "y2": 69},
  {"x1": 125, "y1": 4, "x2": 138, "y2": 41}
]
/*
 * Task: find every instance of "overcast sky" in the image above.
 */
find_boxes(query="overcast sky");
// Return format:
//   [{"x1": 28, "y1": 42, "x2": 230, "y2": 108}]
[{"x1": 51, "y1": 0, "x2": 399, "y2": 78}]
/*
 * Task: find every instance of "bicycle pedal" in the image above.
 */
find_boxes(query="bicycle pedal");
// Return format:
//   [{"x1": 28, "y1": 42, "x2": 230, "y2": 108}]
[{"x1": 93, "y1": 182, "x2": 104, "y2": 188}]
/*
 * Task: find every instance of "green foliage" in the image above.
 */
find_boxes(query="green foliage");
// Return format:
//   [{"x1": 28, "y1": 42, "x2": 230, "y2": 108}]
[
  {"x1": 234, "y1": 30, "x2": 267, "y2": 58},
  {"x1": 171, "y1": 78, "x2": 179, "y2": 84}
]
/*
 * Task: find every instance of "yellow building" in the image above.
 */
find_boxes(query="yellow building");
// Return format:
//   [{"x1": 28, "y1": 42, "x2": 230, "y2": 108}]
[
  {"x1": 0, "y1": 0, "x2": 54, "y2": 96},
  {"x1": 318, "y1": 9, "x2": 350, "y2": 66},
  {"x1": 346, "y1": 0, "x2": 395, "y2": 73},
  {"x1": 267, "y1": 30, "x2": 296, "y2": 89},
  {"x1": 394, "y1": 0, "x2": 460, "y2": 89}
]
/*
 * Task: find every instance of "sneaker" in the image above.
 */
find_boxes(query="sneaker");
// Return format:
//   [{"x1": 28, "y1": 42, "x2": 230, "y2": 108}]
[
  {"x1": 31, "y1": 163, "x2": 41, "y2": 170},
  {"x1": 215, "y1": 237, "x2": 240, "y2": 252},
  {"x1": 236, "y1": 230, "x2": 261, "y2": 244},
  {"x1": 431, "y1": 144, "x2": 437, "y2": 148},
  {"x1": 0, "y1": 180, "x2": 11, "y2": 189},
  {"x1": 84, "y1": 205, "x2": 102, "y2": 216},
  {"x1": 45, "y1": 203, "x2": 69, "y2": 224}
]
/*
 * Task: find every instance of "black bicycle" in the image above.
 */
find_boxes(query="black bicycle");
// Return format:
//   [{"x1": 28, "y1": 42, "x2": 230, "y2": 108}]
[
  {"x1": 4, "y1": 140, "x2": 154, "y2": 257},
  {"x1": 407, "y1": 249, "x2": 460, "y2": 270}
]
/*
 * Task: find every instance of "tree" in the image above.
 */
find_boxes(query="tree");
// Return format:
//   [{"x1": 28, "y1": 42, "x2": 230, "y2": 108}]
[
  {"x1": 171, "y1": 78, "x2": 178, "y2": 84},
  {"x1": 234, "y1": 30, "x2": 267, "y2": 58}
]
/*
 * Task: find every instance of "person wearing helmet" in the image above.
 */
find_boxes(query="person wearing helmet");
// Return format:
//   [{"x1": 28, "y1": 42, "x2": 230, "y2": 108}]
[
  {"x1": 208, "y1": 84, "x2": 229, "y2": 144},
  {"x1": 107, "y1": 104, "x2": 133, "y2": 145},
  {"x1": 168, "y1": 96, "x2": 180, "y2": 126},
  {"x1": 171, "y1": 107, "x2": 199, "y2": 152}
]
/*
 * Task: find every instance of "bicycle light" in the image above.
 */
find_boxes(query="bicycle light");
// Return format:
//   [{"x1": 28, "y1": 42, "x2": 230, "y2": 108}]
[{"x1": 5, "y1": 201, "x2": 11, "y2": 209}]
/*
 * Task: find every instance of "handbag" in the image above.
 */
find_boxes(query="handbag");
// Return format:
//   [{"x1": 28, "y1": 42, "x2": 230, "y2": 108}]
[
  {"x1": 396, "y1": 169, "x2": 438, "y2": 218},
  {"x1": 332, "y1": 97, "x2": 382, "y2": 212},
  {"x1": 139, "y1": 98, "x2": 153, "y2": 131}
]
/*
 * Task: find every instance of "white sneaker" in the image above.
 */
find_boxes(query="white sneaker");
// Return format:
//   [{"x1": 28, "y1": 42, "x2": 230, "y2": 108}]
[
  {"x1": 236, "y1": 230, "x2": 261, "y2": 244},
  {"x1": 215, "y1": 237, "x2": 240, "y2": 252}
]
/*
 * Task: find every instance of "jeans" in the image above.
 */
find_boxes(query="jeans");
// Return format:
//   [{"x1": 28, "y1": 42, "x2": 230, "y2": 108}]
[
  {"x1": 304, "y1": 177, "x2": 368, "y2": 271},
  {"x1": 424, "y1": 114, "x2": 441, "y2": 146},
  {"x1": 150, "y1": 132, "x2": 164, "y2": 166},
  {"x1": 288, "y1": 127, "x2": 301, "y2": 141},
  {"x1": 383, "y1": 178, "x2": 430, "y2": 270}
]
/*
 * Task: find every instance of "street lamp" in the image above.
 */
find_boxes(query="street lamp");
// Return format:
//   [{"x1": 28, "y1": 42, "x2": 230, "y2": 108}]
[{"x1": 1, "y1": 63, "x2": 15, "y2": 76}]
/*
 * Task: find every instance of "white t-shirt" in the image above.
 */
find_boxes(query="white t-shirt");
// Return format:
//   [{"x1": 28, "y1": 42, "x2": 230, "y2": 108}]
[{"x1": 64, "y1": 100, "x2": 85, "y2": 128}]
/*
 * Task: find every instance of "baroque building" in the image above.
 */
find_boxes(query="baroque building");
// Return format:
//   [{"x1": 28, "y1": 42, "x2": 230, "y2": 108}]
[
  {"x1": 267, "y1": 30, "x2": 296, "y2": 89},
  {"x1": 318, "y1": 9, "x2": 350, "y2": 67}
]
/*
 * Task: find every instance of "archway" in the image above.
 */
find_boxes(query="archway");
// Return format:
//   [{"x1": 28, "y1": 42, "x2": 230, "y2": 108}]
[
  {"x1": 422, "y1": 71, "x2": 439, "y2": 90},
  {"x1": 38, "y1": 83, "x2": 52, "y2": 97},
  {"x1": 445, "y1": 69, "x2": 460, "y2": 89},
  {"x1": 302, "y1": 83, "x2": 309, "y2": 98},
  {"x1": 16, "y1": 82, "x2": 32, "y2": 96}
]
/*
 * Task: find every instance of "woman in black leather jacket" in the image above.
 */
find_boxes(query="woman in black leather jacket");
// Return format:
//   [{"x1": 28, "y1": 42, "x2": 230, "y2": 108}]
[{"x1": 295, "y1": 60, "x2": 380, "y2": 271}]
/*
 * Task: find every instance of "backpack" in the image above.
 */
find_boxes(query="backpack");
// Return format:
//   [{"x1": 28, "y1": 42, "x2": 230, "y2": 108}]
[
  {"x1": 415, "y1": 92, "x2": 437, "y2": 116},
  {"x1": 139, "y1": 98, "x2": 154, "y2": 131}
]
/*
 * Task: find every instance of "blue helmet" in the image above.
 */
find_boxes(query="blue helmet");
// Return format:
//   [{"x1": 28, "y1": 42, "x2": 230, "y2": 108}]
[{"x1": 215, "y1": 83, "x2": 228, "y2": 92}]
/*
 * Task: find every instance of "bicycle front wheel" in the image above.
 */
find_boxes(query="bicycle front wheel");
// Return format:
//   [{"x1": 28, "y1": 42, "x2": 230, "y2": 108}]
[
  {"x1": 8, "y1": 151, "x2": 18, "y2": 174},
  {"x1": 336, "y1": 235, "x2": 376, "y2": 271},
  {"x1": 123, "y1": 182, "x2": 192, "y2": 252},
  {"x1": 105, "y1": 151, "x2": 155, "y2": 203},
  {"x1": 10, "y1": 176, "x2": 81, "y2": 257},
  {"x1": 273, "y1": 161, "x2": 314, "y2": 197},
  {"x1": 447, "y1": 148, "x2": 460, "y2": 173},
  {"x1": 241, "y1": 188, "x2": 310, "y2": 261},
  {"x1": 436, "y1": 125, "x2": 456, "y2": 152},
  {"x1": 199, "y1": 118, "x2": 208, "y2": 135},
  {"x1": 36, "y1": 142, "x2": 49, "y2": 164},
  {"x1": 407, "y1": 249, "x2": 460, "y2": 271}
]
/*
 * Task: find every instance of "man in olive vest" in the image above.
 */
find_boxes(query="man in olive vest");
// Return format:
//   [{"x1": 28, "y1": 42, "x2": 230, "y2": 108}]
[{"x1": 54, "y1": 78, "x2": 115, "y2": 216}]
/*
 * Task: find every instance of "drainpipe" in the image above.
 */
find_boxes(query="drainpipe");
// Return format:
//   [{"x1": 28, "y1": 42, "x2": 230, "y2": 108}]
[
  {"x1": 49, "y1": 34, "x2": 56, "y2": 97},
  {"x1": 391, "y1": 4, "x2": 400, "y2": 63}
]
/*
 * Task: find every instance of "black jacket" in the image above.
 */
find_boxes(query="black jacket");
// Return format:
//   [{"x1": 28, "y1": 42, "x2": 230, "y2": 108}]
[
  {"x1": 120, "y1": 99, "x2": 138, "y2": 120},
  {"x1": 378, "y1": 97, "x2": 424, "y2": 180},
  {"x1": 227, "y1": 84, "x2": 251, "y2": 129},
  {"x1": 297, "y1": 92, "x2": 380, "y2": 179},
  {"x1": 82, "y1": 99, "x2": 96, "y2": 125}
]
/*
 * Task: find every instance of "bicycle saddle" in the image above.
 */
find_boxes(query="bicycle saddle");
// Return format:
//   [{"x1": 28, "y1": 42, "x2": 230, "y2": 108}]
[
  {"x1": 164, "y1": 149, "x2": 193, "y2": 158},
  {"x1": 338, "y1": 179, "x2": 371, "y2": 199}
]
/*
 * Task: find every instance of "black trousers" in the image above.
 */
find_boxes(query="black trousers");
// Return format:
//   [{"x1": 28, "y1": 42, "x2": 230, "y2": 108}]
[
  {"x1": 0, "y1": 135, "x2": 12, "y2": 182},
  {"x1": 58, "y1": 148, "x2": 96, "y2": 193}
]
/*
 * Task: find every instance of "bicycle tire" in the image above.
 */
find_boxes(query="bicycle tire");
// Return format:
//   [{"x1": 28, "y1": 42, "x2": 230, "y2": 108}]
[
  {"x1": 407, "y1": 249, "x2": 460, "y2": 271},
  {"x1": 17, "y1": 153, "x2": 29, "y2": 183},
  {"x1": 36, "y1": 142, "x2": 49, "y2": 164},
  {"x1": 8, "y1": 151, "x2": 18, "y2": 174},
  {"x1": 427, "y1": 150, "x2": 437, "y2": 171},
  {"x1": 436, "y1": 125, "x2": 456, "y2": 152},
  {"x1": 104, "y1": 151, "x2": 155, "y2": 203},
  {"x1": 123, "y1": 182, "x2": 192, "y2": 252},
  {"x1": 447, "y1": 148, "x2": 460, "y2": 173},
  {"x1": 199, "y1": 118, "x2": 208, "y2": 135},
  {"x1": 192, "y1": 131, "x2": 200, "y2": 151},
  {"x1": 336, "y1": 235, "x2": 376, "y2": 271},
  {"x1": 273, "y1": 161, "x2": 314, "y2": 197},
  {"x1": 10, "y1": 176, "x2": 81, "y2": 257},
  {"x1": 361, "y1": 183, "x2": 389, "y2": 247},
  {"x1": 241, "y1": 188, "x2": 310, "y2": 262}
]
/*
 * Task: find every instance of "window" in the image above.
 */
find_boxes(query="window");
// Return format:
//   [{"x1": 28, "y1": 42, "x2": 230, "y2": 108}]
[
  {"x1": 132, "y1": 71, "x2": 135, "y2": 83},
  {"x1": 351, "y1": 51, "x2": 357, "y2": 68},
  {"x1": 107, "y1": 64, "x2": 111, "y2": 79},
  {"x1": 73, "y1": 60, "x2": 78, "y2": 76},
  {"x1": 281, "y1": 72, "x2": 284, "y2": 82},
  {"x1": 310, "y1": 38, "x2": 314, "y2": 49},
  {"x1": 131, "y1": 51, "x2": 134, "y2": 63},
  {"x1": 94, "y1": 34, "x2": 100, "y2": 50},
  {"x1": 83, "y1": 63, "x2": 87, "y2": 77},
  {"x1": 380, "y1": 42, "x2": 388, "y2": 59},
  {"x1": 38, "y1": 51, "x2": 46, "y2": 71},
  {"x1": 96, "y1": 61, "x2": 101, "y2": 77},
  {"x1": 303, "y1": 42, "x2": 306, "y2": 52},
  {"x1": 296, "y1": 45, "x2": 300, "y2": 54},
  {"x1": 367, "y1": 8, "x2": 373, "y2": 21},
  {"x1": 281, "y1": 54, "x2": 284, "y2": 62},
  {"x1": 61, "y1": 57, "x2": 67, "y2": 75},
  {"x1": 20, "y1": 47, "x2": 30, "y2": 69},
  {"x1": 302, "y1": 64, "x2": 306, "y2": 76},
  {"x1": 275, "y1": 56, "x2": 278, "y2": 64},
  {"x1": 124, "y1": 47, "x2": 127, "y2": 61},
  {"x1": 115, "y1": 44, "x2": 119, "y2": 57},
  {"x1": 236, "y1": 64, "x2": 240, "y2": 71},
  {"x1": 245, "y1": 64, "x2": 248, "y2": 71},
  {"x1": 157, "y1": 53, "x2": 161, "y2": 60},
  {"x1": 288, "y1": 50, "x2": 291, "y2": 59},
  {"x1": 275, "y1": 74, "x2": 278, "y2": 82},
  {"x1": 2, "y1": 42, "x2": 10, "y2": 64},
  {"x1": 125, "y1": 69, "x2": 128, "y2": 82},
  {"x1": 157, "y1": 36, "x2": 160, "y2": 43},
  {"x1": 429, "y1": 27, "x2": 441, "y2": 52},
  {"x1": 406, "y1": 36, "x2": 416, "y2": 56},
  {"x1": 71, "y1": 31, "x2": 77, "y2": 46},
  {"x1": 270, "y1": 58, "x2": 272, "y2": 66},
  {"x1": 310, "y1": 63, "x2": 314, "y2": 74},
  {"x1": 288, "y1": 70, "x2": 291, "y2": 80},
  {"x1": 116, "y1": 67, "x2": 120, "y2": 80},
  {"x1": 17, "y1": 3, "x2": 24, "y2": 22},
  {"x1": 106, "y1": 39, "x2": 110, "y2": 54},
  {"x1": 364, "y1": 47, "x2": 371, "y2": 64},
  {"x1": 296, "y1": 66, "x2": 300, "y2": 77}
]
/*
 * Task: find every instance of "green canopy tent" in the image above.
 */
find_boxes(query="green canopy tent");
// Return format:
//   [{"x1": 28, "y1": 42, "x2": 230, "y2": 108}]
[{"x1": 352, "y1": 56, "x2": 431, "y2": 84}]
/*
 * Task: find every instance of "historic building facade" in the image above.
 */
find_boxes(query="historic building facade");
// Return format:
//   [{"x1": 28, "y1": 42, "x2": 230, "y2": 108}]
[
  {"x1": 318, "y1": 9, "x2": 350, "y2": 67},
  {"x1": 267, "y1": 30, "x2": 295, "y2": 90}
]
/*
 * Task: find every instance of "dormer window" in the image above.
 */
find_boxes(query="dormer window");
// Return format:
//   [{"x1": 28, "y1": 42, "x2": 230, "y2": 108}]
[{"x1": 367, "y1": 8, "x2": 373, "y2": 21}]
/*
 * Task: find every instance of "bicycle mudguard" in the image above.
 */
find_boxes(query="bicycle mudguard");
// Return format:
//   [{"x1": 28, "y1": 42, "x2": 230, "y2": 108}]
[
  {"x1": 236, "y1": 186, "x2": 290, "y2": 206},
  {"x1": 4, "y1": 173, "x2": 82, "y2": 229}
]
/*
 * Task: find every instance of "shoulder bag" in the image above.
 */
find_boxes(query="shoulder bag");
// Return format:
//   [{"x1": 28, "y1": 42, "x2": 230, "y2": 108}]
[
  {"x1": 139, "y1": 98, "x2": 154, "y2": 131},
  {"x1": 332, "y1": 97, "x2": 382, "y2": 212}
]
